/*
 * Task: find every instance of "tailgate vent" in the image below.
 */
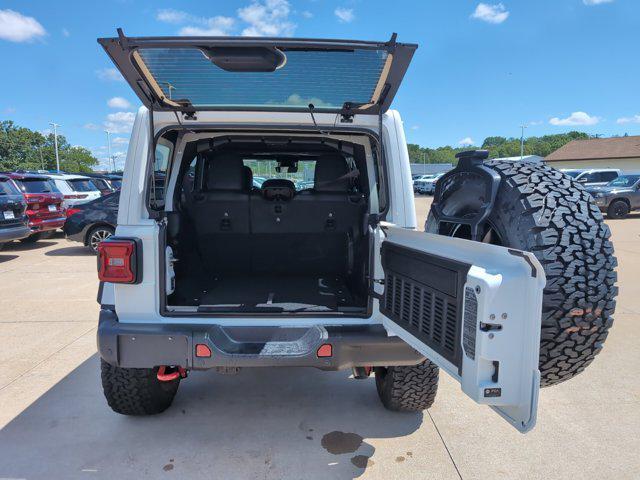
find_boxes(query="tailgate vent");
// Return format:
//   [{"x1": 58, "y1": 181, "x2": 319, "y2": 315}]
[{"x1": 381, "y1": 243, "x2": 470, "y2": 369}]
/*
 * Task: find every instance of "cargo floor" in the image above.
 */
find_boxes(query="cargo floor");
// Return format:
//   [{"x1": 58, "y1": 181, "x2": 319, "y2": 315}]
[{"x1": 170, "y1": 274, "x2": 365, "y2": 312}]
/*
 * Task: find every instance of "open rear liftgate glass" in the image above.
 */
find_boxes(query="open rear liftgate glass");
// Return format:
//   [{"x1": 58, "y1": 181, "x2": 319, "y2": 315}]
[
  {"x1": 98, "y1": 29, "x2": 416, "y2": 116},
  {"x1": 379, "y1": 226, "x2": 545, "y2": 433}
]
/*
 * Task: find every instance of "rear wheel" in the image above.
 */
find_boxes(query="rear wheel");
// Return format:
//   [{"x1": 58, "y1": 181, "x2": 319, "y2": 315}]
[
  {"x1": 426, "y1": 161, "x2": 617, "y2": 387},
  {"x1": 607, "y1": 200, "x2": 629, "y2": 219},
  {"x1": 87, "y1": 225, "x2": 114, "y2": 253},
  {"x1": 374, "y1": 360, "x2": 439, "y2": 412},
  {"x1": 100, "y1": 359, "x2": 180, "y2": 415}
]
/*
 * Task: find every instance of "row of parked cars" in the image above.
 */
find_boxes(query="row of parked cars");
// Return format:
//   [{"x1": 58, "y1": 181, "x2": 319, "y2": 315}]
[{"x1": 0, "y1": 171, "x2": 120, "y2": 252}]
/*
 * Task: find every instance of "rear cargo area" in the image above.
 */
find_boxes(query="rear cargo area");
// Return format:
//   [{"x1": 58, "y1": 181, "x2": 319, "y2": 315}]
[{"x1": 164, "y1": 136, "x2": 373, "y2": 315}]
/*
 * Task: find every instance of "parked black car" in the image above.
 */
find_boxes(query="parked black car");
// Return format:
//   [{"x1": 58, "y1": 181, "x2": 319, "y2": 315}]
[
  {"x1": 0, "y1": 174, "x2": 30, "y2": 249},
  {"x1": 588, "y1": 174, "x2": 640, "y2": 219},
  {"x1": 63, "y1": 191, "x2": 119, "y2": 253}
]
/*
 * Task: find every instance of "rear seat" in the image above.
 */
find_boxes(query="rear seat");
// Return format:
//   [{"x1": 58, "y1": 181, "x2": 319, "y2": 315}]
[
  {"x1": 187, "y1": 152, "x2": 365, "y2": 276},
  {"x1": 187, "y1": 153, "x2": 251, "y2": 272},
  {"x1": 250, "y1": 155, "x2": 366, "y2": 275}
]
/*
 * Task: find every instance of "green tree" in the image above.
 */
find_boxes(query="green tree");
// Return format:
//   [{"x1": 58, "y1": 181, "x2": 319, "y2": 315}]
[{"x1": 0, "y1": 120, "x2": 97, "y2": 172}]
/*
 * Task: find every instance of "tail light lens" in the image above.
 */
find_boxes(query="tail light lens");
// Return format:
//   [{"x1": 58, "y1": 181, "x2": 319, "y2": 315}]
[
  {"x1": 97, "y1": 238, "x2": 141, "y2": 284},
  {"x1": 66, "y1": 208, "x2": 81, "y2": 217}
]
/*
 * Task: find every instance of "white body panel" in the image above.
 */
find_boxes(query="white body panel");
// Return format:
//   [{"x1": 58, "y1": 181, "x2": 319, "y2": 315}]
[
  {"x1": 380, "y1": 225, "x2": 545, "y2": 433},
  {"x1": 111, "y1": 107, "x2": 414, "y2": 326}
]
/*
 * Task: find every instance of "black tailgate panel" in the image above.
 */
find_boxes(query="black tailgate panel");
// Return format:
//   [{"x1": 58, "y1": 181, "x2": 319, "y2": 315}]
[{"x1": 380, "y1": 242, "x2": 470, "y2": 369}]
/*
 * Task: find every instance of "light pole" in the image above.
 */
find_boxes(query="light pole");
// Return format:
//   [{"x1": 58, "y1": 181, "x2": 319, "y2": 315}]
[
  {"x1": 520, "y1": 124, "x2": 527, "y2": 160},
  {"x1": 49, "y1": 122, "x2": 61, "y2": 172},
  {"x1": 105, "y1": 130, "x2": 114, "y2": 172}
]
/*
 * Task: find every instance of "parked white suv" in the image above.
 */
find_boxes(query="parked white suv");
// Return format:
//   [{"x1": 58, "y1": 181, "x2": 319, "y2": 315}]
[
  {"x1": 45, "y1": 173, "x2": 101, "y2": 210},
  {"x1": 95, "y1": 31, "x2": 616, "y2": 433}
]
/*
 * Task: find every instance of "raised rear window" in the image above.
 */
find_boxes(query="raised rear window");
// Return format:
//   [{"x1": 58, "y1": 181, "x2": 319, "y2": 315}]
[
  {"x1": 137, "y1": 48, "x2": 389, "y2": 110},
  {"x1": 67, "y1": 179, "x2": 99, "y2": 192},
  {"x1": 0, "y1": 178, "x2": 20, "y2": 195},
  {"x1": 18, "y1": 178, "x2": 58, "y2": 194}
]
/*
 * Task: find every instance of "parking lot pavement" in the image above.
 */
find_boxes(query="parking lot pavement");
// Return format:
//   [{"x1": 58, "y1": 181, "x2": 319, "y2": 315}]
[{"x1": 1, "y1": 202, "x2": 639, "y2": 480}]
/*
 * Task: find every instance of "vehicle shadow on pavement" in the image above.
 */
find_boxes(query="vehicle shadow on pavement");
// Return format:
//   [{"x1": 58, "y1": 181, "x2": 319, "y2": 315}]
[
  {"x1": 0, "y1": 355, "x2": 424, "y2": 480},
  {"x1": 45, "y1": 246, "x2": 93, "y2": 257},
  {"x1": 0, "y1": 254, "x2": 18, "y2": 264},
  {"x1": 2, "y1": 240, "x2": 56, "y2": 251}
]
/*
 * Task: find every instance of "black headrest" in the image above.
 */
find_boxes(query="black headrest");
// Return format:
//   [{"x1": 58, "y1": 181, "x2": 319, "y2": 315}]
[
  {"x1": 314, "y1": 155, "x2": 349, "y2": 192},
  {"x1": 242, "y1": 166, "x2": 253, "y2": 191},
  {"x1": 206, "y1": 154, "x2": 245, "y2": 191},
  {"x1": 261, "y1": 178, "x2": 295, "y2": 201}
]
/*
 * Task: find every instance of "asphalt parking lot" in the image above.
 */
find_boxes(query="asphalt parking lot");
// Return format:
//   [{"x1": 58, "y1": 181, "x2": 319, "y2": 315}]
[{"x1": 0, "y1": 196, "x2": 639, "y2": 480}]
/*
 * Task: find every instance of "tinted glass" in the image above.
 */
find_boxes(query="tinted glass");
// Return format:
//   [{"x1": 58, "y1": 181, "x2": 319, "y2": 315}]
[
  {"x1": 110, "y1": 179, "x2": 122, "y2": 189},
  {"x1": 137, "y1": 48, "x2": 388, "y2": 109},
  {"x1": 68, "y1": 179, "x2": 99, "y2": 192},
  {"x1": 601, "y1": 171, "x2": 618, "y2": 182},
  {"x1": 19, "y1": 178, "x2": 58, "y2": 193},
  {"x1": 0, "y1": 179, "x2": 20, "y2": 195},
  {"x1": 608, "y1": 175, "x2": 640, "y2": 187},
  {"x1": 92, "y1": 178, "x2": 110, "y2": 190},
  {"x1": 564, "y1": 171, "x2": 582, "y2": 178}
]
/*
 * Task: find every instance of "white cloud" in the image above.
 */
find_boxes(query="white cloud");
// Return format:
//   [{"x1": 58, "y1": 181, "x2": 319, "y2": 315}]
[
  {"x1": 583, "y1": 0, "x2": 614, "y2": 5},
  {"x1": 62, "y1": 28, "x2": 70, "y2": 37},
  {"x1": 334, "y1": 7, "x2": 355, "y2": 23},
  {"x1": 178, "y1": 17, "x2": 235, "y2": 36},
  {"x1": 96, "y1": 68, "x2": 124, "y2": 82},
  {"x1": 411, "y1": 125, "x2": 420, "y2": 131},
  {"x1": 459, "y1": 137, "x2": 475, "y2": 146},
  {"x1": 157, "y1": 8, "x2": 235, "y2": 36},
  {"x1": 83, "y1": 123, "x2": 99, "y2": 130},
  {"x1": 549, "y1": 111, "x2": 600, "y2": 126},
  {"x1": 112, "y1": 137, "x2": 129, "y2": 145},
  {"x1": 156, "y1": 9, "x2": 191, "y2": 24},
  {"x1": 104, "y1": 111, "x2": 136, "y2": 134},
  {"x1": 0, "y1": 9, "x2": 46, "y2": 42},
  {"x1": 238, "y1": 0, "x2": 295, "y2": 37},
  {"x1": 107, "y1": 97, "x2": 132, "y2": 109},
  {"x1": 617, "y1": 115, "x2": 640, "y2": 125},
  {"x1": 301, "y1": 11, "x2": 313, "y2": 19},
  {"x1": 471, "y1": 3, "x2": 509, "y2": 24}
]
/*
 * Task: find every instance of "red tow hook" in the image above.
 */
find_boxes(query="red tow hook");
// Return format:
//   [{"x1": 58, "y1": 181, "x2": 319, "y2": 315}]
[{"x1": 157, "y1": 366, "x2": 188, "y2": 382}]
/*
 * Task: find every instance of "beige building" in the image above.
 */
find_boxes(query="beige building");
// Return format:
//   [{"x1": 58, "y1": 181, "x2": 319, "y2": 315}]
[{"x1": 545, "y1": 135, "x2": 640, "y2": 171}]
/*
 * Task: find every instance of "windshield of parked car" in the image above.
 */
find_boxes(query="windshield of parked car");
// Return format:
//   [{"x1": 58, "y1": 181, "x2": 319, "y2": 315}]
[
  {"x1": 109, "y1": 179, "x2": 122, "y2": 189},
  {"x1": 19, "y1": 178, "x2": 59, "y2": 194},
  {"x1": 563, "y1": 170, "x2": 582, "y2": 178},
  {"x1": 0, "y1": 178, "x2": 20, "y2": 195},
  {"x1": 607, "y1": 175, "x2": 640, "y2": 187},
  {"x1": 67, "y1": 179, "x2": 99, "y2": 192}
]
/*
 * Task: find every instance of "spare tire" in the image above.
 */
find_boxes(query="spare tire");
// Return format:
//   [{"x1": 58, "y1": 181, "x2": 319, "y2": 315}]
[{"x1": 425, "y1": 161, "x2": 617, "y2": 387}]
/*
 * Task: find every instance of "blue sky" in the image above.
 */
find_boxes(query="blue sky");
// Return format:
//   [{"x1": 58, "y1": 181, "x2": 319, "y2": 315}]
[{"x1": 0, "y1": 0, "x2": 638, "y2": 169}]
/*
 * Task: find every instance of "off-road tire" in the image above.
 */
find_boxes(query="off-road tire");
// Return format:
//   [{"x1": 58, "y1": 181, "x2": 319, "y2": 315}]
[
  {"x1": 426, "y1": 161, "x2": 617, "y2": 387},
  {"x1": 607, "y1": 200, "x2": 629, "y2": 219},
  {"x1": 100, "y1": 359, "x2": 180, "y2": 415},
  {"x1": 374, "y1": 360, "x2": 439, "y2": 412}
]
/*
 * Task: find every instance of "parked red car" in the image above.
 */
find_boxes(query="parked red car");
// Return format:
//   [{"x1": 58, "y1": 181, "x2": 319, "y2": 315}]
[{"x1": 7, "y1": 173, "x2": 66, "y2": 242}]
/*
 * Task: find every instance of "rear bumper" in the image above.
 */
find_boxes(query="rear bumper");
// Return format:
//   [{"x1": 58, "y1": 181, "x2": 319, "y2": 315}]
[
  {"x1": 28, "y1": 216, "x2": 66, "y2": 232},
  {"x1": 97, "y1": 309, "x2": 424, "y2": 370},
  {"x1": 0, "y1": 224, "x2": 31, "y2": 243}
]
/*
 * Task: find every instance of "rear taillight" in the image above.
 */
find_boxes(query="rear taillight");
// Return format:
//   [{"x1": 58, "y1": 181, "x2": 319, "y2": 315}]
[
  {"x1": 66, "y1": 208, "x2": 81, "y2": 217},
  {"x1": 97, "y1": 239, "x2": 141, "y2": 284}
]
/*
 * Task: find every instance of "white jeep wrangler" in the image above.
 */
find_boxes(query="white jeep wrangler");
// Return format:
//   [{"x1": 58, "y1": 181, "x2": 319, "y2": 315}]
[{"x1": 95, "y1": 30, "x2": 616, "y2": 433}]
